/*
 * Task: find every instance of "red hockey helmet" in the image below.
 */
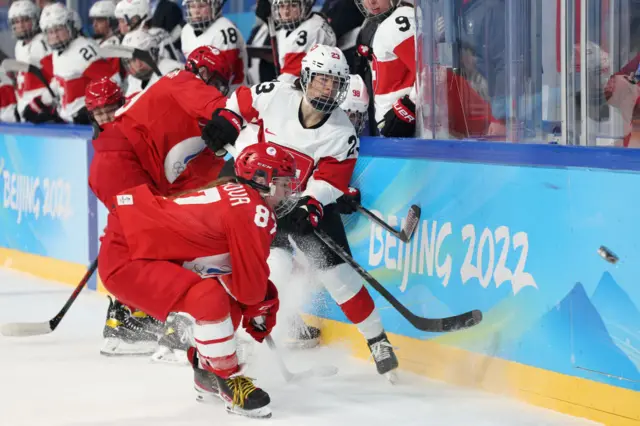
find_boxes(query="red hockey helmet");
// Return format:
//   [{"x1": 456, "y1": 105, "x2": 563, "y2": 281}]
[
  {"x1": 234, "y1": 143, "x2": 300, "y2": 218},
  {"x1": 186, "y1": 45, "x2": 233, "y2": 95},
  {"x1": 85, "y1": 77, "x2": 123, "y2": 112}
]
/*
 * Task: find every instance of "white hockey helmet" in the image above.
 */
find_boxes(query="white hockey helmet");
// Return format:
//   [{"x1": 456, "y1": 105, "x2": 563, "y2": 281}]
[
  {"x1": 70, "y1": 9, "x2": 83, "y2": 32},
  {"x1": 115, "y1": 0, "x2": 150, "y2": 31},
  {"x1": 183, "y1": 0, "x2": 225, "y2": 32},
  {"x1": 271, "y1": 0, "x2": 315, "y2": 31},
  {"x1": 340, "y1": 74, "x2": 369, "y2": 135},
  {"x1": 355, "y1": 0, "x2": 401, "y2": 21},
  {"x1": 90, "y1": 0, "x2": 117, "y2": 19},
  {"x1": 8, "y1": 0, "x2": 40, "y2": 40},
  {"x1": 39, "y1": 3, "x2": 76, "y2": 51},
  {"x1": 300, "y1": 44, "x2": 350, "y2": 114},
  {"x1": 121, "y1": 29, "x2": 159, "y2": 79}
]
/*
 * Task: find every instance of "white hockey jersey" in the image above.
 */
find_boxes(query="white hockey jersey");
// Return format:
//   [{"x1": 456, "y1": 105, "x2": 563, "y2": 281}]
[
  {"x1": 46, "y1": 36, "x2": 121, "y2": 122},
  {"x1": 226, "y1": 81, "x2": 358, "y2": 205},
  {"x1": 370, "y1": 6, "x2": 416, "y2": 122},
  {"x1": 14, "y1": 32, "x2": 50, "y2": 118},
  {"x1": 124, "y1": 57, "x2": 183, "y2": 97},
  {"x1": 276, "y1": 13, "x2": 336, "y2": 83},
  {"x1": 100, "y1": 34, "x2": 121, "y2": 47},
  {"x1": 181, "y1": 17, "x2": 249, "y2": 86},
  {"x1": 148, "y1": 27, "x2": 185, "y2": 63}
]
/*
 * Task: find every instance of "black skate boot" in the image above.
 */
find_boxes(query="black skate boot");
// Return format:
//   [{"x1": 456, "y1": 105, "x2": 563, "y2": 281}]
[
  {"x1": 367, "y1": 332, "x2": 399, "y2": 382},
  {"x1": 131, "y1": 309, "x2": 165, "y2": 338},
  {"x1": 151, "y1": 313, "x2": 193, "y2": 364},
  {"x1": 189, "y1": 348, "x2": 271, "y2": 418},
  {"x1": 100, "y1": 297, "x2": 159, "y2": 356},
  {"x1": 284, "y1": 314, "x2": 321, "y2": 349}
]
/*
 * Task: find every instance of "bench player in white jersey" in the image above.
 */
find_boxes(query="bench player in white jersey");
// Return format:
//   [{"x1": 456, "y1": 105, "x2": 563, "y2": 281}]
[
  {"x1": 270, "y1": 0, "x2": 336, "y2": 83},
  {"x1": 115, "y1": 0, "x2": 183, "y2": 62},
  {"x1": 181, "y1": 0, "x2": 248, "y2": 88},
  {"x1": 201, "y1": 44, "x2": 399, "y2": 379},
  {"x1": 355, "y1": 0, "x2": 416, "y2": 137},
  {"x1": 8, "y1": 0, "x2": 51, "y2": 121},
  {"x1": 39, "y1": 3, "x2": 121, "y2": 124},
  {"x1": 0, "y1": 71, "x2": 18, "y2": 122},
  {"x1": 89, "y1": 0, "x2": 121, "y2": 47},
  {"x1": 121, "y1": 29, "x2": 183, "y2": 97}
]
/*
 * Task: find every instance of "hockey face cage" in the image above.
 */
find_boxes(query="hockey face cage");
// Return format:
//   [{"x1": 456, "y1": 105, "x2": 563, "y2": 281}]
[
  {"x1": 355, "y1": 0, "x2": 400, "y2": 22},
  {"x1": 184, "y1": 0, "x2": 226, "y2": 32},
  {"x1": 122, "y1": 47, "x2": 159, "y2": 80},
  {"x1": 271, "y1": 0, "x2": 315, "y2": 31},
  {"x1": 301, "y1": 71, "x2": 350, "y2": 114},
  {"x1": 9, "y1": 1, "x2": 40, "y2": 41},
  {"x1": 43, "y1": 23, "x2": 76, "y2": 52}
]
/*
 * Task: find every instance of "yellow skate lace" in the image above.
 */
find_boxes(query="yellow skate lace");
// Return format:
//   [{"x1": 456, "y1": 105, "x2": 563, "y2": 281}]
[{"x1": 226, "y1": 376, "x2": 257, "y2": 407}]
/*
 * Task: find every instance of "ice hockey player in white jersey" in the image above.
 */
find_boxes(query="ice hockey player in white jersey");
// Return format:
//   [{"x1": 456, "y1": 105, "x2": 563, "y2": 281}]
[
  {"x1": 115, "y1": 0, "x2": 183, "y2": 61},
  {"x1": 270, "y1": 0, "x2": 336, "y2": 83},
  {"x1": 355, "y1": 0, "x2": 416, "y2": 137},
  {"x1": 201, "y1": 44, "x2": 399, "y2": 379},
  {"x1": 340, "y1": 73, "x2": 369, "y2": 136},
  {"x1": 8, "y1": 0, "x2": 51, "y2": 121},
  {"x1": 121, "y1": 29, "x2": 183, "y2": 97},
  {"x1": 181, "y1": 0, "x2": 248, "y2": 88},
  {"x1": 39, "y1": 3, "x2": 121, "y2": 124},
  {"x1": 89, "y1": 0, "x2": 121, "y2": 47}
]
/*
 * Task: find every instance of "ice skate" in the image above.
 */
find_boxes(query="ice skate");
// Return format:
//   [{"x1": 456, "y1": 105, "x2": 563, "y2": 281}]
[
  {"x1": 283, "y1": 314, "x2": 321, "y2": 349},
  {"x1": 367, "y1": 332, "x2": 399, "y2": 383},
  {"x1": 151, "y1": 313, "x2": 193, "y2": 365},
  {"x1": 100, "y1": 297, "x2": 159, "y2": 356}
]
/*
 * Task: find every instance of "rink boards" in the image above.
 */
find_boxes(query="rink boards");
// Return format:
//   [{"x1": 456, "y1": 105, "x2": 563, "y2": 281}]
[{"x1": 0, "y1": 124, "x2": 639, "y2": 425}]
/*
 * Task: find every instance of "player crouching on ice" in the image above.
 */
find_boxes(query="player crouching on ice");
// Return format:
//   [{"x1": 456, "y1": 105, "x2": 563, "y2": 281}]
[
  {"x1": 98, "y1": 143, "x2": 299, "y2": 419},
  {"x1": 201, "y1": 44, "x2": 399, "y2": 380}
]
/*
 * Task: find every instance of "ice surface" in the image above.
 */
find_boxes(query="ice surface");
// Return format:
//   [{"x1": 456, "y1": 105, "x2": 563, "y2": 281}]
[{"x1": 0, "y1": 267, "x2": 600, "y2": 426}]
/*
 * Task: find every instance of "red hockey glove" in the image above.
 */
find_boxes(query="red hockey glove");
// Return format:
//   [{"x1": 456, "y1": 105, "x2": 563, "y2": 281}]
[
  {"x1": 202, "y1": 108, "x2": 244, "y2": 155},
  {"x1": 379, "y1": 95, "x2": 416, "y2": 137},
  {"x1": 284, "y1": 196, "x2": 324, "y2": 235},
  {"x1": 241, "y1": 280, "x2": 279, "y2": 343},
  {"x1": 336, "y1": 187, "x2": 361, "y2": 215}
]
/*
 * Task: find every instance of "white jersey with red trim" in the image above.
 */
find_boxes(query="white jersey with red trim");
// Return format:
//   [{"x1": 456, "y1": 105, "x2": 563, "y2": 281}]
[
  {"x1": 181, "y1": 17, "x2": 249, "y2": 87},
  {"x1": 48, "y1": 36, "x2": 121, "y2": 123},
  {"x1": 276, "y1": 14, "x2": 336, "y2": 84},
  {"x1": 226, "y1": 80, "x2": 358, "y2": 206},
  {"x1": 0, "y1": 70, "x2": 17, "y2": 122},
  {"x1": 14, "y1": 32, "x2": 50, "y2": 118},
  {"x1": 370, "y1": 6, "x2": 416, "y2": 122},
  {"x1": 124, "y1": 57, "x2": 183, "y2": 97}
]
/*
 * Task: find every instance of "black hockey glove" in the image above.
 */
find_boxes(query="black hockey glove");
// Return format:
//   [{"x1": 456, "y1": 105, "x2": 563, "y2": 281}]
[
  {"x1": 201, "y1": 108, "x2": 244, "y2": 156},
  {"x1": 255, "y1": 0, "x2": 271, "y2": 22},
  {"x1": 336, "y1": 187, "x2": 361, "y2": 215},
  {"x1": 284, "y1": 196, "x2": 324, "y2": 235},
  {"x1": 73, "y1": 107, "x2": 91, "y2": 125},
  {"x1": 379, "y1": 95, "x2": 416, "y2": 138},
  {"x1": 22, "y1": 96, "x2": 59, "y2": 124}
]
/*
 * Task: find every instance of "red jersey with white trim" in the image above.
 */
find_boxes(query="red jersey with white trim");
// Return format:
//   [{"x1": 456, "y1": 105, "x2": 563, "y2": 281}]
[
  {"x1": 370, "y1": 6, "x2": 416, "y2": 122},
  {"x1": 181, "y1": 17, "x2": 249, "y2": 87},
  {"x1": 110, "y1": 182, "x2": 276, "y2": 305},
  {"x1": 110, "y1": 69, "x2": 226, "y2": 195},
  {"x1": 227, "y1": 81, "x2": 358, "y2": 206},
  {"x1": 0, "y1": 71, "x2": 17, "y2": 122},
  {"x1": 48, "y1": 36, "x2": 121, "y2": 122},
  {"x1": 14, "y1": 33, "x2": 50, "y2": 118},
  {"x1": 276, "y1": 14, "x2": 336, "y2": 84}
]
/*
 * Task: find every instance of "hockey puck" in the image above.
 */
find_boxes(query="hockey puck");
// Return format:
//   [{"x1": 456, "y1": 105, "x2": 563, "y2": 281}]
[{"x1": 598, "y1": 246, "x2": 619, "y2": 264}]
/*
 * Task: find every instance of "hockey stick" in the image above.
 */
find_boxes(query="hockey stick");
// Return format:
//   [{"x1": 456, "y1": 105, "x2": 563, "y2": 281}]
[
  {"x1": 1, "y1": 59, "x2": 56, "y2": 99},
  {"x1": 97, "y1": 45, "x2": 163, "y2": 77},
  {"x1": 267, "y1": 17, "x2": 281, "y2": 75},
  {"x1": 314, "y1": 229, "x2": 483, "y2": 332},
  {"x1": 0, "y1": 259, "x2": 98, "y2": 337},
  {"x1": 357, "y1": 204, "x2": 421, "y2": 243}
]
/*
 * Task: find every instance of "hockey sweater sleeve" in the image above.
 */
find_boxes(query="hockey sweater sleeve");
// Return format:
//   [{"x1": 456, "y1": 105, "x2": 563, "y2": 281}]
[
  {"x1": 225, "y1": 82, "x2": 274, "y2": 124},
  {"x1": 170, "y1": 71, "x2": 228, "y2": 120},
  {"x1": 219, "y1": 200, "x2": 276, "y2": 306}
]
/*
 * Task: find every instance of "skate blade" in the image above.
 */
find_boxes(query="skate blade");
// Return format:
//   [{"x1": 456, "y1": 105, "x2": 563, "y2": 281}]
[
  {"x1": 225, "y1": 404, "x2": 272, "y2": 419},
  {"x1": 282, "y1": 338, "x2": 320, "y2": 350},
  {"x1": 385, "y1": 370, "x2": 399, "y2": 384},
  {"x1": 195, "y1": 387, "x2": 223, "y2": 404},
  {"x1": 100, "y1": 337, "x2": 157, "y2": 357},
  {"x1": 150, "y1": 347, "x2": 189, "y2": 365}
]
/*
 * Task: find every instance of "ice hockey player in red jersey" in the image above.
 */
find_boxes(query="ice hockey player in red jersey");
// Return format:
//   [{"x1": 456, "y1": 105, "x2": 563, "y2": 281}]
[
  {"x1": 355, "y1": 0, "x2": 416, "y2": 137},
  {"x1": 38, "y1": 3, "x2": 121, "y2": 124},
  {"x1": 85, "y1": 77, "x2": 124, "y2": 133},
  {"x1": 98, "y1": 143, "x2": 299, "y2": 419},
  {"x1": 89, "y1": 0, "x2": 121, "y2": 47},
  {"x1": 201, "y1": 44, "x2": 399, "y2": 379},
  {"x1": 9, "y1": 0, "x2": 51, "y2": 122},
  {"x1": 181, "y1": 0, "x2": 249, "y2": 88},
  {"x1": 89, "y1": 46, "x2": 233, "y2": 356},
  {"x1": 269, "y1": 0, "x2": 337, "y2": 83}
]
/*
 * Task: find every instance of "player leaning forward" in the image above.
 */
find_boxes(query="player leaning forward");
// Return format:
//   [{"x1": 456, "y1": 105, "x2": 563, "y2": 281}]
[
  {"x1": 202, "y1": 44, "x2": 399, "y2": 378},
  {"x1": 98, "y1": 143, "x2": 299, "y2": 418}
]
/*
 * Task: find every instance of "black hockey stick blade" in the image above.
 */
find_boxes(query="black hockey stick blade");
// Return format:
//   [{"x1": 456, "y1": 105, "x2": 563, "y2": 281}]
[
  {"x1": 98, "y1": 46, "x2": 162, "y2": 77},
  {"x1": 357, "y1": 204, "x2": 421, "y2": 243},
  {"x1": 0, "y1": 259, "x2": 98, "y2": 337},
  {"x1": 1, "y1": 59, "x2": 56, "y2": 99},
  {"x1": 314, "y1": 229, "x2": 483, "y2": 332}
]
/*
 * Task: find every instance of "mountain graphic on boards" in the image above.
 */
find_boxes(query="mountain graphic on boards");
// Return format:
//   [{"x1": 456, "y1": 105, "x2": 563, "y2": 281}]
[{"x1": 511, "y1": 282, "x2": 640, "y2": 390}]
